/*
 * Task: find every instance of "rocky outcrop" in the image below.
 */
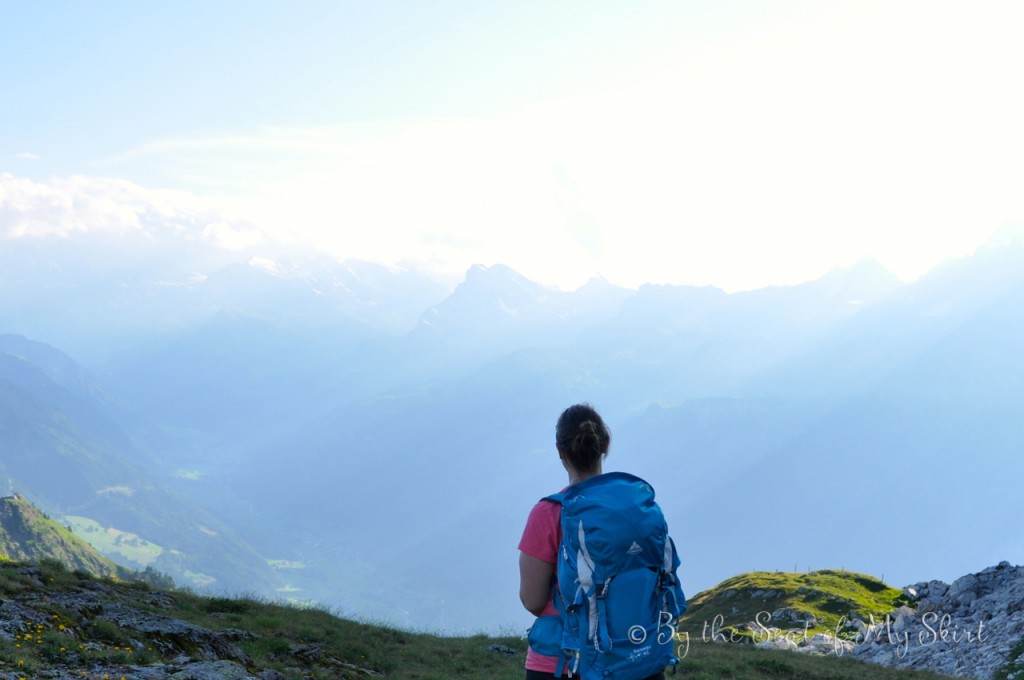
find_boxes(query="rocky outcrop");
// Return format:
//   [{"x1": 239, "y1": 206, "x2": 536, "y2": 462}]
[
  {"x1": 852, "y1": 561, "x2": 1024, "y2": 679},
  {"x1": 0, "y1": 562, "x2": 381, "y2": 679},
  {"x1": 0, "y1": 583, "x2": 255, "y2": 678},
  {"x1": 756, "y1": 631, "x2": 856, "y2": 656}
]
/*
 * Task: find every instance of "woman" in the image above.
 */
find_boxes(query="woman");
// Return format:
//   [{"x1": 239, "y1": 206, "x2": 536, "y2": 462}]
[{"x1": 518, "y1": 403, "x2": 670, "y2": 680}]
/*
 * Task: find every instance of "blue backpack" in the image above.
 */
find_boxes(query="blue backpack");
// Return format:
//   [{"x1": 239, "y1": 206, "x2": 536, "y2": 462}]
[{"x1": 528, "y1": 472, "x2": 686, "y2": 678}]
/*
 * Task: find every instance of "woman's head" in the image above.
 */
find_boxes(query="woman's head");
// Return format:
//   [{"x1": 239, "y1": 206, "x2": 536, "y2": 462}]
[{"x1": 555, "y1": 403, "x2": 610, "y2": 475}]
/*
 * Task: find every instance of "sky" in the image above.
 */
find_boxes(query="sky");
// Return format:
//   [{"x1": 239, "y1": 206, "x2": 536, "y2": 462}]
[{"x1": 2, "y1": 0, "x2": 1024, "y2": 291}]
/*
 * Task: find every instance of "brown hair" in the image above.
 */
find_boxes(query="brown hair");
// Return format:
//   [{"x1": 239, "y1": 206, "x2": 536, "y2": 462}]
[{"x1": 555, "y1": 403, "x2": 610, "y2": 475}]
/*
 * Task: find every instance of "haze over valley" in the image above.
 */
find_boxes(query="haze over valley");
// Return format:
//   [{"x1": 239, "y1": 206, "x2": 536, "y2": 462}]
[{"x1": 3, "y1": 221, "x2": 1023, "y2": 633}]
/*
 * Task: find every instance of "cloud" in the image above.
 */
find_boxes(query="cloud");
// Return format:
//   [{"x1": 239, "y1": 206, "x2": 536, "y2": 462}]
[
  {"x1": 96, "y1": 120, "x2": 609, "y2": 288},
  {"x1": 0, "y1": 173, "x2": 268, "y2": 251},
  {"x1": 201, "y1": 220, "x2": 266, "y2": 251},
  {"x1": 15, "y1": 152, "x2": 40, "y2": 160},
  {"x1": 1, "y1": 173, "x2": 140, "y2": 239},
  {"x1": 42, "y1": 0, "x2": 1024, "y2": 291},
  {"x1": 0, "y1": 172, "x2": 279, "y2": 291}
]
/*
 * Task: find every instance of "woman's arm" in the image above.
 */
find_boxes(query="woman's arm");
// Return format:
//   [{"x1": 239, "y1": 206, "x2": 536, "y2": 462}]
[{"x1": 519, "y1": 551, "x2": 555, "y2": 616}]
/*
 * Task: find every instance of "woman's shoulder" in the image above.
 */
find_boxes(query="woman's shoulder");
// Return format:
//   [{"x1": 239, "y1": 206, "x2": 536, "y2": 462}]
[
  {"x1": 525, "y1": 493, "x2": 562, "y2": 526},
  {"x1": 520, "y1": 494, "x2": 563, "y2": 559}
]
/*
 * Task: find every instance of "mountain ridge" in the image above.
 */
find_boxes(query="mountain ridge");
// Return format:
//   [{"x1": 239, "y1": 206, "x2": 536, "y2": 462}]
[
  {"x1": 0, "y1": 340, "x2": 281, "y2": 595},
  {"x1": 0, "y1": 493, "x2": 122, "y2": 579}
]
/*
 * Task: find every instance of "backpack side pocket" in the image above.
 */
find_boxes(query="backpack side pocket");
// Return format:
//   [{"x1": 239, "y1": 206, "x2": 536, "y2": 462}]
[{"x1": 527, "y1": 614, "x2": 563, "y2": 657}]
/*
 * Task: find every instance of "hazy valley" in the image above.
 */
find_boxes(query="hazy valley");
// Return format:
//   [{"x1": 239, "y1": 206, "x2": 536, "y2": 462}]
[{"x1": 2, "y1": 227, "x2": 1024, "y2": 637}]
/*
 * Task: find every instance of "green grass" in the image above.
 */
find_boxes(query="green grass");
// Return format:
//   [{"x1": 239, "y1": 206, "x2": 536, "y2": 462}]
[
  {"x1": 154, "y1": 584, "x2": 956, "y2": 680},
  {"x1": 153, "y1": 594, "x2": 961, "y2": 680},
  {"x1": 0, "y1": 558, "x2": 963, "y2": 680},
  {"x1": 671, "y1": 640, "x2": 955, "y2": 680},
  {"x1": 163, "y1": 590, "x2": 528, "y2": 679},
  {"x1": 680, "y1": 569, "x2": 907, "y2": 640}
]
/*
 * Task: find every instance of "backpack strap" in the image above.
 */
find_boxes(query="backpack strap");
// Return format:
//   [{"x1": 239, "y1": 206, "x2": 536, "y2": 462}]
[
  {"x1": 538, "y1": 491, "x2": 573, "y2": 674},
  {"x1": 541, "y1": 491, "x2": 566, "y2": 598}
]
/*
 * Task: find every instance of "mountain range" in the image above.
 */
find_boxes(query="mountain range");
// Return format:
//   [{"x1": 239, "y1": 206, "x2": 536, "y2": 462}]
[{"x1": 2, "y1": 226, "x2": 1023, "y2": 633}]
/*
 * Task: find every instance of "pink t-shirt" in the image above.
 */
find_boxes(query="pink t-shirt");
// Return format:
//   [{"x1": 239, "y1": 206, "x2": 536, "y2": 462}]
[{"x1": 518, "y1": 497, "x2": 563, "y2": 673}]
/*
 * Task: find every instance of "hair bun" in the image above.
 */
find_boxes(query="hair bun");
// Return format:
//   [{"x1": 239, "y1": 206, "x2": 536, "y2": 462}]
[
  {"x1": 569, "y1": 421, "x2": 603, "y2": 465},
  {"x1": 556, "y1": 404, "x2": 611, "y2": 475}
]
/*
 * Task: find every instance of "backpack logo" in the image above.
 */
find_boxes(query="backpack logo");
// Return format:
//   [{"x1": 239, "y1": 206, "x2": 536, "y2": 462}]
[{"x1": 627, "y1": 541, "x2": 643, "y2": 555}]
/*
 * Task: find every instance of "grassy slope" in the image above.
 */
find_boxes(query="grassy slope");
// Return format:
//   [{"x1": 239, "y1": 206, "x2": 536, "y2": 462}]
[
  {"x1": 0, "y1": 495, "x2": 961, "y2": 679},
  {"x1": 0, "y1": 494, "x2": 122, "y2": 579},
  {"x1": 679, "y1": 569, "x2": 909, "y2": 639},
  {"x1": 0, "y1": 559, "x2": 957, "y2": 680}
]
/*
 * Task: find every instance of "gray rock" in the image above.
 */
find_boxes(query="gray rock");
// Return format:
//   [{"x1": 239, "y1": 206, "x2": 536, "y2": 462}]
[
  {"x1": 949, "y1": 574, "x2": 979, "y2": 602},
  {"x1": 288, "y1": 642, "x2": 322, "y2": 662},
  {"x1": 256, "y1": 671, "x2": 290, "y2": 680},
  {"x1": 100, "y1": 602, "x2": 253, "y2": 665},
  {"x1": 756, "y1": 637, "x2": 799, "y2": 651},
  {"x1": 170, "y1": 660, "x2": 256, "y2": 679},
  {"x1": 769, "y1": 607, "x2": 817, "y2": 628},
  {"x1": 799, "y1": 633, "x2": 853, "y2": 656},
  {"x1": 853, "y1": 563, "x2": 1024, "y2": 679},
  {"x1": 891, "y1": 605, "x2": 915, "y2": 634}
]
